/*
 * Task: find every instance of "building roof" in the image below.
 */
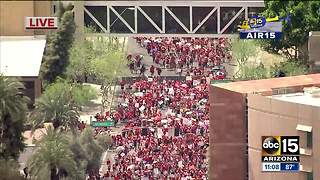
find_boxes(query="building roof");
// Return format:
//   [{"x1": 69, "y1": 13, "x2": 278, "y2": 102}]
[
  {"x1": 0, "y1": 36, "x2": 46, "y2": 77},
  {"x1": 212, "y1": 74, "x2": 320, "y2": 94},
  {"x1": 269, "y1": 92, "x2": 320, "y2": 107}
]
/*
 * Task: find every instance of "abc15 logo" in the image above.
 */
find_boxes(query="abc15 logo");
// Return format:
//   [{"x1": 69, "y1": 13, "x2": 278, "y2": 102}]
[{"x1": 262, "y1": 136, "x2": 300, "y2": 156}]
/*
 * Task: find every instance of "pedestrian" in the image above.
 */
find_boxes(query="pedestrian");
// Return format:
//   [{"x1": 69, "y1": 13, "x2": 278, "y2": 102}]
[
  {"x1": 157, "y1": 67, "x2": 162, "y2": 77},
  {"x1": 129, "y1": 62, "x2": 134, "y2": 74},
  {"x1": 120, "y1": 79, "x2": 126, "y2": 91},
  {"x1": 150, "y1": 65, "x2": 155, "y2": 76},
  {"x1": 23, "y1": 167, "x2": 28, "y2": 178},
  {"x1": 140, "y1": 64, "x2": 146, "y2": 76}
]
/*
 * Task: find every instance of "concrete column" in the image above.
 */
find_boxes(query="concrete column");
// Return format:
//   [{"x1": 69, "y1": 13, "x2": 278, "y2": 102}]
[
  {"x1": 308, "y1": 31, "x2": 320, "y2": 73},
  {"x1": 34, "y1": 78, "x2": 42, "y2": 99},
  {"x1": 74, "y1": 1, "x2": 84, "y2": 41}
]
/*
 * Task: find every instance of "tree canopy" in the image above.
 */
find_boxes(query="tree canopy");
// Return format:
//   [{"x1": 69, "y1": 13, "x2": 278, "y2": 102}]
[
  {"x1": 30, "y1": 79, "x2": 97, "y2": 130},
  {"x1": 28, "y1": 127, "x2": 111, "y2": 180},
  {"x1": 66, "y1": 40, "x2": 95, "y2": 83},
  {"x1": 30, "y1": 79, "x2": 79, "y2": 130},
  {"x1": 231, "y1": 38, "x2": 258, "y2": 79},
  {"x1": 28, "y1": 127, "x2": 78, "y2": 180},
  {"x1": 261, "y1": 1, "x2": 320, "y2": 60},
  {"x1": 66, "y1": 37, "x2": 129, "y2": 111},
  {"x1": 0, "y1": 159, "x2": 26, "y2": 180},
  {"x1": 40, "y1": 2, "x2": 76, "y2": 85},
  {"x1": 231, "y1": 37, "x2": 308, "y2": 81},
  {"x1": 0, "y1": 75, "x2": 29, "y2": 160}
]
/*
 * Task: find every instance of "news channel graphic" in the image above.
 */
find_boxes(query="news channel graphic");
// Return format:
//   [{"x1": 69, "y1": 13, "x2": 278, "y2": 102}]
[
  {"x1": 25, "y1": 17, "x2": 58, "y2": 30},
  {"x1": 238, "y1": 15, "x2": 290, "y2": 40},
  {"x1": 261, "y1": 136, "x2": 300, "y2": 172}
]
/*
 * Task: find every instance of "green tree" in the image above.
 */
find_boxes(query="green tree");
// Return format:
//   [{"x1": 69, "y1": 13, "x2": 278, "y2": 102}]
[
  {"x1": 96, "y1": 133, "x2": 113, "y2": 150},
  {"x1": 92, "y1": 50, "x2": 128, "y2": 111},
  {"x1": 0, "y1": 159, "x2": 26, "y2": 180},
  {"x1": 78, "y1": 127, "x2": 104, "y2": 173},
  {"x1": 270, "y1": 59, "x2": 308, "y2": 77},
  {"x1": 68, "y1": 127, "x2": 108, "y2": 175},
  {"x1": 30, "y1": 79, "x2": 79, "y2": 130},
  {"x1": 66, "y1": 40, "x2": 95, "y2": 83},
  {"x1": 261, "y1": 1, "x2": 320, "y2": 61},
  {"x1": 237, "y1": 63, "x2": 269, "y2": 81},
  {"x1": 28, "y1": 127, "x2": 78, "y2": 180},
  {"x1": 72, "y1": 84, "x2": 97, "y2": 107},
  {"x1": 30, "y1": 79, "x2": 97, "y2": 130},
  {"x1": 40, "y1": 2, "x2": 76, "y2": 85},
  {"x1": 55, "y1": 1, "x2": 73, "y2": 20},
  {"x1": 0, "y1": 75, "x2": 29, "y2": 160},
  {"x1": 231, "y1": 38, "x2": 258, "y2": 79},
  {"x1": 68, "y1": 139, "x2": 87, "y2": 180}
]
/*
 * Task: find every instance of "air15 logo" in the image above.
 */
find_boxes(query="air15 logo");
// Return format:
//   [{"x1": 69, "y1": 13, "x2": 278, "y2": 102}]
[{"x1": 262, "y1": 136, "x2": 299, "y2": 156}]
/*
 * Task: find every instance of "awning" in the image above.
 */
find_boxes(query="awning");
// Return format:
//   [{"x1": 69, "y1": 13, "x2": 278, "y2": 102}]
[
  {"x1": 0, "y1": 37, "x2": 46, "y2": 77},
  {"x1": 296, "y1": 124, "x2": 312, "y2": 132}
]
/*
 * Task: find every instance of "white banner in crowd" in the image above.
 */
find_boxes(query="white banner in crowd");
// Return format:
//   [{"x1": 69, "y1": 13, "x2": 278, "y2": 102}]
[
  {"x1": 134, "y1": 92, "x2": 144, "y2": 97},
  {"x1": 168, "y1": 128, "x2": 174, "y2": 137},
  {"x1": 157, "y1": 128, "x2": 163, "y2": 138},
  {"x1": 139, "y1": 105, "x2": 145, "y2": 112},
  {"x1": 193, "y1": 80, "x2": 200, "y2": 86},
  {"x1": 183, "y1": 118, "x2": 192, "y2": 126},
  {"x1": 168, "y1": 87, "x2": 174, "y2": 95}
]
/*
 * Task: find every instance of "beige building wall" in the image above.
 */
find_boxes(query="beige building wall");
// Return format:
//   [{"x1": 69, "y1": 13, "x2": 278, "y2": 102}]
[
  {"x1": 247, "y1": 93, "x2": 319, "y2": 180},
  {"x1": 0, "y1": 1, "x2": 51, "y2": 36}
]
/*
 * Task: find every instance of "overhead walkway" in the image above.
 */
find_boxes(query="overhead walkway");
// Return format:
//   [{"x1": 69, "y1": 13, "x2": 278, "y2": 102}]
[{"x1": 62, "y1": 1, "x2": 265, "y2": 37}]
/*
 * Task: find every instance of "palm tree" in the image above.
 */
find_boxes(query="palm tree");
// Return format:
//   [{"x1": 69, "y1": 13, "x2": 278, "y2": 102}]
[
  {"x1": 28, "y1": 127, "x2": 78, "y2": 180},
  {"x1": 0, "y1": 75, "x2": 29, "y2": 159},
  {"x1": 30, "y1": 80, "x2": 79, "y2": 130}
]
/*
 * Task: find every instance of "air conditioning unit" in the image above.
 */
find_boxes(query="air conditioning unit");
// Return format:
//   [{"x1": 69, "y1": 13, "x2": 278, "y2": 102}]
[{"x1": 303, "y1": 86, "x2": 320, "y2": 98}]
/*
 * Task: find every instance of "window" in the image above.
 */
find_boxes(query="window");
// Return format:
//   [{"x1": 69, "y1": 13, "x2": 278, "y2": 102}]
[
  {"x1": 52, "y1": 4, "x2": 56, "y2": 15},
  {"x1": 307, "y1": 172, "x2": 313, "y2": 180},
  {"x1": 272, "y1": 87, "x2": 295, "y2": 95},
  {"x1": 307, "y1": 132, "x2": 312, "y2": 148}
]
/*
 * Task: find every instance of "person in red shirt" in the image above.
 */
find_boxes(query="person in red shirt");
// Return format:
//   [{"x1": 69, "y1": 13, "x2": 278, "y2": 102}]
[
  {"x1": 120, "y1": 79, "x2": 125, "y2": 91},
  {"x1": 105, "y1": 111, "x2": 110, "y2": 118}
]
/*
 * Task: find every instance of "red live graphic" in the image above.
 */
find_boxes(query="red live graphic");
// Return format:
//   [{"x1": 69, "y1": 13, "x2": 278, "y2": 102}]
[{"x1": 25, "y1": 17, "x2": 58, "y2": 29}]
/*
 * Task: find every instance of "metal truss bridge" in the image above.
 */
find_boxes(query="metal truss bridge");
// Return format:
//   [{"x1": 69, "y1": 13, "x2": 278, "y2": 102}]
[{"x1": 63, "y1": 1, "x2": 265, "y2": 37}]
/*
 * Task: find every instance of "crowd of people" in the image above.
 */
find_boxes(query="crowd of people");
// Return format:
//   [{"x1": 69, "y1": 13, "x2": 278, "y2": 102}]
[
  {"x1": 86, "y1": 37, "x2": 231, "y2": 179},
  {"x1": 128, "y1": 37, "x2": 231, "y2": 79},
  {"x1": 103, "y1": 78, "x2": 209, "y2": 179}
]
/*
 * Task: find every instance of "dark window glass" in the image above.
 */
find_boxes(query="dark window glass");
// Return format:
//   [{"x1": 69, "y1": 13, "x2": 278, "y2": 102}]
[{"x1": 307, "y1": 132, "x2": 312, "y2": 148}]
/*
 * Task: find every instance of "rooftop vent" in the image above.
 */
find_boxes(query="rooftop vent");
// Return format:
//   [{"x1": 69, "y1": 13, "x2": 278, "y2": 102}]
[{"x1": 303, "y1": 86, "x2": 320, "y2": 98}]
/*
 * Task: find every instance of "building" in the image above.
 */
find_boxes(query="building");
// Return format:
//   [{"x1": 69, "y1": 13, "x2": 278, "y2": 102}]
[
  {"x1": 0, "y1": 1, "x2": 52, "y2": 106},
  {"x1": 0, "y1": 1, "x2": 52, "y2": 36},
  {"x1": 0, "y1": 36, "x2": 46, "y2": 106},
  {"x1": 209, "y1": 74, "x2": 320, "y2": 180}
]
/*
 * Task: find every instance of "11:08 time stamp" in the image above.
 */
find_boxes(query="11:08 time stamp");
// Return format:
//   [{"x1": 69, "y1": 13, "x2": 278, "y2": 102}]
[{"x1": 262, "y1": 162, "x2": 299, "y2": 172}]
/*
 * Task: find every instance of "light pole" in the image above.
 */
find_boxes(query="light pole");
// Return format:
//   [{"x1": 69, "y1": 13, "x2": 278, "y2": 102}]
[{"x1": 110, "y1": 7, "x2": 135, "y2": 28}]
